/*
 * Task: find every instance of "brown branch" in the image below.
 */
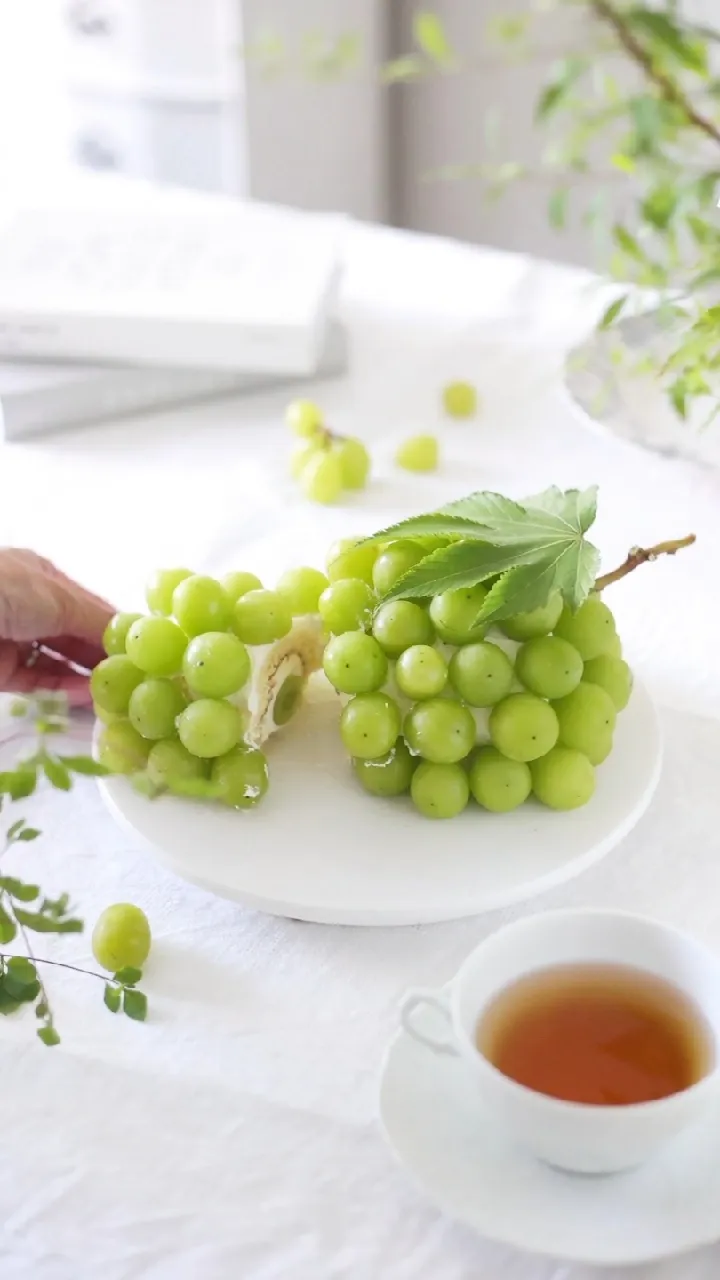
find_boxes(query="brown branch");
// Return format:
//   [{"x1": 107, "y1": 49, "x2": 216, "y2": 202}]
[
  {"x1": 595, "y1": 533, "x2": 696, "y2": 591},
  {"x1": 590, "y1": 0, "x2": 720, "y2": 148}
]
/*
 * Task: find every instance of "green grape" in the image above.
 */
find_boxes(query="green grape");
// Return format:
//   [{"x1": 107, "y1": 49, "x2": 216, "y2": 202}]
[
  {"x1": 340, "y1": 693, "x2": 401, "y2": 759},
  {"x1": 125, "y1": 616, "x2": 187, "y2": 677},
  {"x1": 290, "y1": 438, "x2": 322, "y2": 480},
  {"x1": 177, "y1": 699, "x2": 245, "y2": 758},
  {"x1": 515, "y1": 636, "x2": 583, "y2": 700},
  {"x1": 489, "y1": 693, "x2": 559, "y2": 762},
  {"x1": 92, "y1": 903, "x2": 151, "y2": 972},
  {"x1": 468, "y1": 746, "x2": 531, "y2": 813},
  {"x1": 102, "y1": 611, "x2": 142, "y2": 657},
  {"x1": 411, "y1": 761, "x2": 469, "y2": 819},
  {"x1": 222, "y1": 570, "x2": 263, "y2": 603},
  {"x1": 94, "y1": 705, "x2": 122, "y2": 727},
  {"x1": 442, "y1": 380, "x2": 478, "y2": 419},
  {"x1": 90, "y1": 656, "x2": 144, "y2": 714},
  {"x1": 319, "y1": 578, "x2": 374, "y2": 635},
  {"x1": 233, "y1": 589, "x2": 292, "y2": 645},
  {"x1": 273, "y1": 674, "x2": 305, "y2": 725},
  {"x1": 301, "y1": 449, "x2": 343, "y2": 504},
  {"x1": 286, "y1": 398, "x2": 324, "y2": 438},
  {"x1": 211, "y1": 746, "x2": 269, "y2": 809},
  {"x1": 352, "y1": 738, "x2": 415, "y2": 797},
  {"x1": 404, "y1": 697, "x2": 476, "y2": 764},
  {"x1": 276, "y1": 566, "x2": 329, "y2": 614},
  {"x1": 395, "y1": 435, "x2": 439, "y2": 473},
  {"x1": 372, "y1": 600, "x2": 434, "y2": 657},
  {"x1": 146, "y1": 568, "x2": 193, "y2": 616},
  {"x1": 182, "y1": 632, "x2": 250, "y2": 699},
  {"x1": 323, "y1": 632, "x2": 388, "y2": 695},
  {"x1": 553, "y1": 681, "x2": 616, "y2": 764},
  {"x1": 97, "y1": 721, "x2": 151, "y2": 774},
  {"x1": 448, "y1": 641, "x2": 513, "y2": 706},
  {"x1": 583, "y1": 654, "x2": 633, "y2": 711},
  {"x1": 326, "y1": 537, "x2": 378, "y2": 585},
  {"x1": 531, "y1": 746, "x2": 596, "y2": 810},
  {"x1": 372, "y1": 542, "x2": 424, "y2": 596},
  {"x1": 128, "y1": 679, "x2": 186, "y2": 740},
  {"x1": 499, "y1": 591, "x2": 563, "y2": 641},
  {"x1": 336, "y1": 437, "x2": 371, "y2": 489},
  {"x1": 395, "y1": 645, "x2": 448, "y2": 700},
  {"x1": 607, "y1": 632, "x2": 623, "y2": 658},
  {"x1": 147, "y1": 739, "x2": 207, "y2": 788},
  {"x1": 429, "y1": 585, "x2": 487, "y2": 645},
  {"x1": 172, "y1": 575, "x2": 233, "y2": 637},
  {"x1": 554, "y1": 596, "x2": 618, "y2": 660}
]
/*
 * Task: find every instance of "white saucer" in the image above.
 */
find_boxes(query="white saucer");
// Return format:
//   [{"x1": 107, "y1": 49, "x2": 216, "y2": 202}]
[
  {"x1": 99, "y1": 678, "x2": 661, "y2": 928},
  {"x1": 380, "y1": 1001, "x2": 720, "y2": 1267}
]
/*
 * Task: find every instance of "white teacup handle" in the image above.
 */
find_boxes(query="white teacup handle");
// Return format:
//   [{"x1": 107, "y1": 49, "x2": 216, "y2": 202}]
[{"x1": 400, "y1": 988, "x2": 459, "y2": 1056}]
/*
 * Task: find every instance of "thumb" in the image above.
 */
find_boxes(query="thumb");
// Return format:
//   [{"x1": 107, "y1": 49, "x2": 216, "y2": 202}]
[{"x1": 56, "y1": 583, "x2": 115, "y2": 643}]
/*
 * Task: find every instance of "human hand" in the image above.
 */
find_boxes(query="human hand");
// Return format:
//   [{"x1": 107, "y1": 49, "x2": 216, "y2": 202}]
[{"x1": 0, "y1": 549, "x2": 114, "y2": 706}]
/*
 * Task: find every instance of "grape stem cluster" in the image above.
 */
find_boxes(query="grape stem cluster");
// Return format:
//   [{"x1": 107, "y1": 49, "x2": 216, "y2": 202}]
[{"x1": 595, "y1": 534, "x2": 696, "y2": 592}]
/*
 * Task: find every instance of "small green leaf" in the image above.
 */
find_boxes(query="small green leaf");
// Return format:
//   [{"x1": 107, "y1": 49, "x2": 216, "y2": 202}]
[
  {"x1": 122, "y1": 989, "x2": 148, "y2": 1022},
  {"x1": 16, "y1": 827, "x2": 40, "y2": 843},
  {"x1": 1, "y1": 766, "x2": 37, "y2": 800},
  {"x1": 13, "y1": 908, "x2": 83, "y2": 934},
  {"x1": 553, "y1": 539, "x2": 602, "y2": 613},
  {"x1": 35, "y1": 999, "x2": 48, "y2": 1019},
  {"x1": 435, "y1": 491, "x2": 527, "y2": 526},
  {"x1": 625, "y1": 9, "x2": 708, "y2": 73},
  {"x1": 0, "y1": 988, "x2": 21, "y2": 1015},
  {"x1": 0, "y1": 904, "x2": 16, "y2": 944},
  {"x1": 477, "y1": 564, "x2": 558, "y2": 626},
  {"x1": 521, "y1": 486, "x2": 598, "y2": 533},
  {"x1": 536, "y1": 57, "x2": 587, "y2": 120},
  {"x1": 413, "y1": 11, "x2": 454, "y2": 66},
  {"x1": 364, "y1": 513, "x2": 496, "y2": 545},
  {"x1": 37, "y1": 1025, "x2": 61, "y2": 1047},
  {"x1": 60, "y1": 755, "x2": 109, "y2": 777},
  {"x1": 381, "y1": 55, "x2": 424, "y2": 83},
  {"x1": 6, "y1": 819, "x2": 25, "y2": 839},
  {"x1": 612, "y1": 224, "x2": 645, "y2": 262},
  {"x1": 669, "y1": 378, "x2": 688, "y2": 419},
  {"x1": 378, "y1": 540, "x2": 552, "y2": 605},
  {"x1": 42, "y1": 757, "x2": 72, "y2": 791},
  {"x1": 0, "y1": 876, "x2": 40, "y2": 902},
  {"x1": 104, "y1": 984, "x2": 122, "y2": 1013},
  {"x1": 599, "y1": 294, "x2": 628, "y2": 329},
  {"x1": 548, "y1": 187, "x2": 568, "y2": 230},
  {"x1": 5, "y1": 956, "x2": 37, "y2": 986},
  {"x1": 114, "y1": 966, "x2": 142, "y2": 987}
]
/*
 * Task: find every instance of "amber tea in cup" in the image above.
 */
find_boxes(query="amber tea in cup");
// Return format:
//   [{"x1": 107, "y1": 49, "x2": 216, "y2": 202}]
[{"x1": 476, "y1": 962, "x2": 715, "y2": 1106}]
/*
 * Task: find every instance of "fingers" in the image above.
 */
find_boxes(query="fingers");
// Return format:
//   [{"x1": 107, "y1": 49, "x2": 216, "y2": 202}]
[
  {"x1": 40, "y1": 635, "x2": 107, "y2": 673},
  {"x1": 0, "y1": 641, "x2": 94, "y2": 706},
  {"x1": 55, "y1": 582, "x2": 115, "y2": 644}
]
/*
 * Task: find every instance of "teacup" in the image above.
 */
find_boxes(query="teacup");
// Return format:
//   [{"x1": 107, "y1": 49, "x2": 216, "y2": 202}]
[{"x1": 400, "y1": 909, "x2": 720, "y2": 1174}]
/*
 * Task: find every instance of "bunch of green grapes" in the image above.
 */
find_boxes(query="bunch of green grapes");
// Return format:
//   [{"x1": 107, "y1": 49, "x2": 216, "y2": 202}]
[
  {"x1": 286, "y1": 399, "x2": 371, "y2": 504},
  {"x1": 321, "y1": 538, "x2": 632, "y2": 819},
  {"x1": 92, "y1": 566, "x2": 327, "y2": 808}
]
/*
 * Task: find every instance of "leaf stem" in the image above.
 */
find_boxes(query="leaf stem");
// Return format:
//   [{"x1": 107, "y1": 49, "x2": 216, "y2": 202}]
[
  {"x1": 595, "y1": 533, "x2": 696, "y2": 590},
  {"x1": 0, "y1": 949, "x2": 109, "y2": 984}
]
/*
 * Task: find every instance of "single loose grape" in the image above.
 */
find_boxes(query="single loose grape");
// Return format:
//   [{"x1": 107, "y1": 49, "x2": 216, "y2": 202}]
[
  {"x1": 553, "y1": 681, "x2": 617, "y2": 764},
  {"x1": 90, "y1": 656, "x2": 144, "y2": 714},
  {"x1": 340, "y1": 693, "x2": 401, "y2": 759},
  {"x1": 102, "y1": 611, "x2": 142, "y2": 657},
  {"x1": 177, "y1": 699, "x2": 245, "y2": 758},
  {"x1": 372, "y1": 542, "x2": 425, "y2": 596},
  {"x1": 276, "y1": 566, "x2": 329, "y2": 615},
  {"x1": 448, "y1": 641, "x2": 514, "y2": 706},
  {"x1": 147, "y1": 739, "x2": 207, "y2": 789},
  {"x1": 499, "y1": 591, "x2": 563, "y2": 641},
  {"x1": 323, "y1": 632, "x2": 388, "y2": 695},
  {"x1": 326, "y1": 537, "x2": 378, "y2": 585},
  {"x1": 222, "y1": 571, "x2": 263, "y2": 603},
  {"x1": 372, "y1": 600, "x2": 434, "y2": 657},
  {"x1": 404, "y1": 697, "x2": 476, "y2": 764},
  {"x1": 319, "y1": 578, "x2": 374, "y2": 635},
  {"x1": 290, "y1": 438, "x2": 322, "y2": 480},
  {"x1": 97, "y1": 721, "x2": 151, "y2": 774},
  {"x1": 395, "y1": 645, "x2": 448, "y2": 700},
  {"x1": 442, "y1": 381, "x2": 478, "y2": 419},
  {"x1": 233, "y1": 589, "x2": 292, "y2": 645},
  {"x1": 172, "y1": 575, "x2": 233, "y2": 637},
  {"x1": 352, "y1": 738, "x2": 415, "y2": 797},
  {"x1": 286, "y1": 398, "x2": 324, "y2": 438},
  {"x1": 515, "y1": 636, "x2": 583, "y2": 700},
  {"x1": 555, "y1": 596, "x2": 618, "y2": 660},
  {"x1": 146, "y1": 568, "x2": 193, "y2": 616},
  {"x1": 489, "y1": 693, "x2": 559, "y2": 762},
  {"x1": 301, "y1": 449, "x2": 343, "y2": 505},
  {"x1": 182, "y1": 632, "x2": 250, "y2": 699},
  {"x1": 531, "y1": 746, "x2": 596, "y2": 810},
  {"x1": 395, "y1": 435, "x2": 439, "y2": 473},
  {"x1": 583, "y1": 654, "x2": 633, "y2": 711},
  {"x1": 125, "y1": 616, "x2": 187, "y2": 677},
  {"x1": 336, "y1": 436, "x2": 371, "y2": 489},
  {"x1": 92, "y1": 903, "x2": 151, "y2": 972},
  {"x1": 411, "y1": 761, "x2": 469, "y2": 819},
  {"x1": 429, "y1": 585, "x2": 487, "y2": 645},
  {"x1": 469, "y1": 746, "x2": 532, "y2": 813},
  {"x1": 129, "y1": 679, "x2": 186, "y2": 740},
  {"x1": 211, "y1": 746, "x2": 269, "y2": 809}
]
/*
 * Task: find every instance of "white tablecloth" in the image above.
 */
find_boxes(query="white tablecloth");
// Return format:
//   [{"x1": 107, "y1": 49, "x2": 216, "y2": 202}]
[{"x1": 1, "y1": 177, "x2": 720, "y2": 1280}]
